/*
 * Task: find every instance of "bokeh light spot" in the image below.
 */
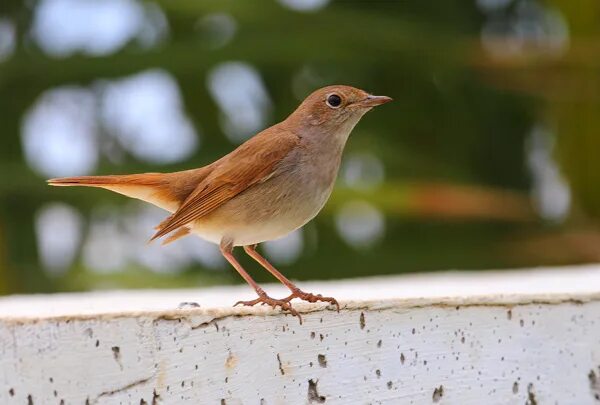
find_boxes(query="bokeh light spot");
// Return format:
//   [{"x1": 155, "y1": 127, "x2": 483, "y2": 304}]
[
  {"x1": 0, "y1": 18, "x2": 16, "y2": 62},
  {"x1": 207, "y1": 62, "x2": 272, "y2": 143},
  {"x1": 35, "y1": 203, "x2": 83, "y2": 276},
  {"x1": 264, "y1": 229, "x2": 304, "y2": 266},
  {"x1": 341, "y1": 152, "x2": 385, "y2": 191},
  {"x1": 22, "y1": 86, "x2": 98, "y2": 177},
  {"x1": 99, "y1": 69, "x2": 199, "y2": 164},
  {"x1": 31, "y1": 0, "x2": 168, "y2": 57},
  {"x1": 335, "y1": 201, "x2": 385, "y2": 249},
  {"x1": 527, "y1": 126, "x2": 570, "y2": 222},
  {"x1": 195, "y1": 13, "x2": 237, "y2": 49},
  {"x1": 278, "y1": 0, "x2": 330, "y2": 12}
]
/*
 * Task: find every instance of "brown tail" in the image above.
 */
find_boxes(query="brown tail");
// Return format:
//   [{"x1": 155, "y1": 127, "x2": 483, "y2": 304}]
[
  {"x1": 48, "y1": 169, "x2": 210, "y2": 213},
  {"x1": 48, "y1": 174, "x2": 165, "y2": 188},
  {"x1": 48, "y1": 174, "x2": 180, "y2": 212}
]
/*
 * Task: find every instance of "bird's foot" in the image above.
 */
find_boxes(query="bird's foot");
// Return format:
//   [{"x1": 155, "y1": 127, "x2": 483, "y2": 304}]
[
  {"x1": 282, "y1": 288, "x2": 340, "y2": 312},
  {"x1": 234, "y1": 293, "x2": 302, "y2": 323}
]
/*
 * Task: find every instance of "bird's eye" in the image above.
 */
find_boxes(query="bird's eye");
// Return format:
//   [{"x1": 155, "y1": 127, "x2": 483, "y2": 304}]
[{"x1": 326, "y1": 94, "x2": 342, "y2": 108}]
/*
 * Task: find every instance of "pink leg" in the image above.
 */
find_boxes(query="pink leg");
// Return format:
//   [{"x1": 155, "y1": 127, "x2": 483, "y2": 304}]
[
  {"x1": 219, "y1": 240, "x2": 301, "y2": 321},
  {"x1": 243, "y1": 244, "x2": 340, "y2": 312}
]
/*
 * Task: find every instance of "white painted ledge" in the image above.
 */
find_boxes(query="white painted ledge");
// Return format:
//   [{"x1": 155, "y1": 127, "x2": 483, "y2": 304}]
[{"x1": 1, "y1": 265, "x2": 600, "y2": 404}]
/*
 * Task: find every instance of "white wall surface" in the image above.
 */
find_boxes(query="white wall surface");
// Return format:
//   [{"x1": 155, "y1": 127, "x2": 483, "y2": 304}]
[{"x1": 1, "y1": 265, "x2": 599, "y2": 404}]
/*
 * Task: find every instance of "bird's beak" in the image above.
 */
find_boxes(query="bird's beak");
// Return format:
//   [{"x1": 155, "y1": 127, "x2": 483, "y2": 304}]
[{"x1": 360, "y1": 94, "x2": 393, "y2": 107}]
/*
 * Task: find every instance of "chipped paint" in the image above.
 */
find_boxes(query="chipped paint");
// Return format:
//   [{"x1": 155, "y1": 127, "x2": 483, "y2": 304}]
[
  {"x1": 225, "y1": 352, "x2": 237, "y2": 370},
  {"x1": 589, "y1": 367, "x2": 600, "y2": 401},
  {"x1": 432, "y1": 385, "x2": 444, "y2": 402},
  {"x1": 307, "y1": 379, "x2": 326, "y2": 403}
]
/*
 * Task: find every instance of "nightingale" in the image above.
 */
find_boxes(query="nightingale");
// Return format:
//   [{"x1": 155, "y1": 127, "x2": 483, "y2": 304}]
[{"x1": 48, "y1": 85, "x2": 392, "y2": 322}]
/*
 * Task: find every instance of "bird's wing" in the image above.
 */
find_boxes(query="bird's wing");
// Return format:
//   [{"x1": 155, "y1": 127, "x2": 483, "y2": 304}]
[{"x1": 150, "y1": 126, "x2": 300, "y2": 241}]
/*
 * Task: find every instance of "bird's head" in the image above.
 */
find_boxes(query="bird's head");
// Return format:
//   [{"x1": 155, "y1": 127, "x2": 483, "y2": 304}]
[{"x1": 286, "y1": 85, "x2": 392, "y2": 136}]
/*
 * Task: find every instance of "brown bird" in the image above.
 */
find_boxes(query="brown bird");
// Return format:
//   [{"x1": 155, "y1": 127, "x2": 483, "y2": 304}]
[{"x1": 48, "y1": 85, "x2": 392, "y2": 322}]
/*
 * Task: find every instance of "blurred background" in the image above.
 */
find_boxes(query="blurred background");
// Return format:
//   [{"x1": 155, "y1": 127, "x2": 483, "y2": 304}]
[{"x1": 0, "y1": 0, "x2": 599, "y2": 295}]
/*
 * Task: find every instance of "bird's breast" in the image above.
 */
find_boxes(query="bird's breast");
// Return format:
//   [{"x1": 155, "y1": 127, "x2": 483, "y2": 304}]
[{"x1": 191, "y1": 147, "x2": 342, "y2": 246}]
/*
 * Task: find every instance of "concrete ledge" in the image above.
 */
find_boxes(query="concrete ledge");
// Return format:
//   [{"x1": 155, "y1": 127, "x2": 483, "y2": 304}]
[{"x1": 1, "y1": 265, "x2": 600, "y2": 404}]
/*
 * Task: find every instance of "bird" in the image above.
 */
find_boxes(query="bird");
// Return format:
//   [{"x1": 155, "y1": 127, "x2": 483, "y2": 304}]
[{"x1": 48, "y1": 85, "x2": 392, "y2": 322}]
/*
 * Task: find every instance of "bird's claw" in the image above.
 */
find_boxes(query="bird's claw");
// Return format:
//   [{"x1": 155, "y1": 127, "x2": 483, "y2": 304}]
[
  {"x1": 282, "y1": 289, "x2": 340, "y2": 312},
  {"x1": 234, "y1": 294, "x2": 302, "y2": 323}
]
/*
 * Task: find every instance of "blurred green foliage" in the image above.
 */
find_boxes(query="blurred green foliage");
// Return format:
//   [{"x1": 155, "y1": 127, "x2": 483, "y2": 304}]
[{"x1": 0, "y1": 0, "x2": 599, "y2": 295}]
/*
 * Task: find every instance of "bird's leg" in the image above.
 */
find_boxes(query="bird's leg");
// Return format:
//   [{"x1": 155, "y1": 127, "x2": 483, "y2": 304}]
[
  {"x1": 219, "y1": 241, "x2": 301, "y2": 321},
  {"x1": 243, "y1": 245, "x2": 340, "y2": 312}
]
